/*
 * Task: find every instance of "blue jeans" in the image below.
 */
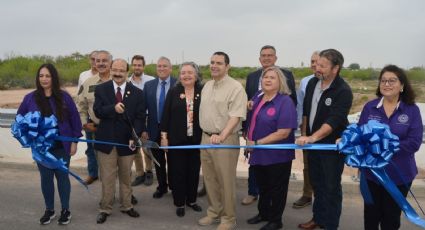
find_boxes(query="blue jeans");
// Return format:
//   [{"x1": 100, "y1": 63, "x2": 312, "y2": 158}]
[
  {"x1": 248, "y1": 165, "x2": 259, "y2": 197},
  {"x1": 308, "y1": 151, "x2": 345, "y2": 230},
  {"x1": 85, "y1": 131, "x2": 98, "y2": 178},
  {"x1": 37, "y1": 147, "x2": 71, "y2": 210}
]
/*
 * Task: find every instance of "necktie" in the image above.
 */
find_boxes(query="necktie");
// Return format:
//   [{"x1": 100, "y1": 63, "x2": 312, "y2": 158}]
[
  {"x1": 158, "y1": 81, "x2": 166, "y2": 123},
  {"x1": 116, "y1": 87, "x2": 122, "y2": 103}
]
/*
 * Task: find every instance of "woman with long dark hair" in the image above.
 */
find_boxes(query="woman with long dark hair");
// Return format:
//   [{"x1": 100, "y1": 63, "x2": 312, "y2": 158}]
[
  {"x1": 358, "y1": 64, "x2": 423, "y2": 229},
  {"x1": 16, "y1": 63, "x2": 82, "y2": 225}
]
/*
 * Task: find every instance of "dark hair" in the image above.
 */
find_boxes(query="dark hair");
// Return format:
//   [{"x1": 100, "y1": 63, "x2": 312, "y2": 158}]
[
  {"x1": 34, "y1": 63, "x2": 65, "y2": 121},
  {"x1": 260, "y1": 45, "x2": 276, "y2": 53},
  {"x1": 111, "y1": 59, "x2": 129, "y2": 71},
  {"x1": 131, "y1": 55, "x2": 145, "y2": 66},
  {"x1": 213, "y1": 51, "x2": 230, "y2": 65},
  {"x1": 319, "y1": 49, "x2": 344, "y2": 75},
  {"x1": 376, "y1": 64, "x2": 416, "y2": 104}
]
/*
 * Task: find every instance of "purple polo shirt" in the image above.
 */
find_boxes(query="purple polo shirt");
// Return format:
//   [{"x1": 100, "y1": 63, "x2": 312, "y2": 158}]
[
  {"x1": 248, "y1": 93, "x2": 297, "y2": 166},
  {"x1": 17, "y1": 91, "x2": 83, "y2": 155},
  {"x1": 358, "y1": 97, "x2": 423, "y2": 184}
]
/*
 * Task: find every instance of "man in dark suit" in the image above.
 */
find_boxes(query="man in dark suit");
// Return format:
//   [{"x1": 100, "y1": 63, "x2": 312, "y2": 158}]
[
  {"x1": 93, "y1": 59, "x2": 145, "y2": 224},
  {"x1": 142, "y1": 56, "x2": 177, "y2": 199},
  {"x1": 242, "y1": 45, "x2": 297, "y2": 206}
]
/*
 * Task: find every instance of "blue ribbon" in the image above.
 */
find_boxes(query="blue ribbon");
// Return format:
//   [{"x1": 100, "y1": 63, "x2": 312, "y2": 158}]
[
  {"x1": 338, "y1": 120, "x2": 425, "y2": 228},
  {"x1": 11, "y1": 111, "x2": 87, "y2": 189}
]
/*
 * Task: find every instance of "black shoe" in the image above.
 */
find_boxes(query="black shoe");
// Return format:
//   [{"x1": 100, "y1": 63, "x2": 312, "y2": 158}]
[
  {"x1": 176, "y1": 207, "x2": 185, "y2": 217},
  {"x1": 57, "y1": 209, "x2": 72, "y2": 225},
  {"x1": 131, "y1": 175, "x2": 146, "y2": 186},
  {"x1": 144, "y1": 171, "x2": 154, "y2": 186},
  {"x1": 187, "y1": 203, "x2": 202, "y2": 212},
  {"x1": 153, "y1": 189, "x2": 167, "y2": 199},
  {"x1": 247, "y1": 214, "x2": 267, "y2": 224},
  {"x1": 260, "y1": 221, "x2": 283, "y2": 230},
  {"x1": 39, "y1": 210, "x2": 55, "y2": 225},
  {"x1": 121, "y1": 208, "x2": 140, "y2": 218},
  {"x1": 197, "y1": 186, "x2": 206, "y2": 197},
  {"x1": 96, "y1": 212, "x2": 109, "y2": 224},
  {"x1": 131, "y1": 195, "x2": 138, "y2": 205}
]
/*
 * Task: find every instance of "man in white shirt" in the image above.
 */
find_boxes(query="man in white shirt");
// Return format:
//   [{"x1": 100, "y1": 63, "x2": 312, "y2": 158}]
[
  {"x1": 77, "y1": 51, "x2": 98, "y2": 91},
  {"x1": 128, "y1": 55, "x2": 155, "y2": 187}
]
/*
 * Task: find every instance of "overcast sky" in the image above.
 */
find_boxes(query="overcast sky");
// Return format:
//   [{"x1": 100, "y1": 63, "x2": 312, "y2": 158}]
[{"x1": 1, "y1": 0, "x2": 424, "y2": 69}]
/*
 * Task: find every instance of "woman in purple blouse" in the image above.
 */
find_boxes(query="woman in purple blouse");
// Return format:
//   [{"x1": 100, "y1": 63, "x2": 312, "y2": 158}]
[
  {"x1": 358, "y1": 65, "x2": 423, "y2": 230},
  {"x1": 245, "y1": 66, "x2": 297, "y2": 230},
  {"x1": 16, "y1": 63, "x2": 82, "y2": 225}
]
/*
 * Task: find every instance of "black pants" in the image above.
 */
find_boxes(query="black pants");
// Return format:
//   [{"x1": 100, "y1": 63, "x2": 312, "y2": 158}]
[
  {"x1": 364, "y1": 179, "x2": 411, "y2": 230},
  {"x1": 152, "y1": 135, "x2": 169, "y2": 192},
  {"x1": 252, "y1": 161, "x2": 292, "y2": 224},
  {"x1": 167, "y1": 147, "x2": 200, "y2": 207}
]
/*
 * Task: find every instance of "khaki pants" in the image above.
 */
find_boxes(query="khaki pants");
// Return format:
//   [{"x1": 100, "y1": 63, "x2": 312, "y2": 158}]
[
  {"x1": 133, "y1": 147, "x2": 153, "y2": 176},
  {"x1": 302, "y1": 150, "x2": 313, "y2": 198},
  {"x1": 201, "y1": 133, "x2": 239, "y2": 224},
  {"x1": 98, "y1": 148, "x2": 135, "y2": 214}
]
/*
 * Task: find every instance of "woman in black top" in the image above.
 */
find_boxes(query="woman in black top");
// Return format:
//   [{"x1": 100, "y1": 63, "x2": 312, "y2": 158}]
[{"x1": 160, "y1": 62, "x2": 203, "y2": 217}]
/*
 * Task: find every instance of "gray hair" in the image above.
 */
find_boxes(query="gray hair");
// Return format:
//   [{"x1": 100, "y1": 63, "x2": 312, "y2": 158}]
[
  {"x1": 178, "y1": 61, "x2": 202, "y2": 84},
  {"x1": 96, "y1": 50, "x2": 113, "y2": 61},
  {"x1": 157, "y1": 56, "x2": 172, "y2": 67}
]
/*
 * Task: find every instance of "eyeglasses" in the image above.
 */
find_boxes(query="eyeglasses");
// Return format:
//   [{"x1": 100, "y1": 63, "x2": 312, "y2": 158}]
[{"x1": 380, "y1": 78, "x2": 399, "y2": 86}]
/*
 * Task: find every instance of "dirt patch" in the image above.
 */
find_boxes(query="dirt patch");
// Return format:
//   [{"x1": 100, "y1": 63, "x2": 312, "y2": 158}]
[{"x1": 0, "y1": 87, "x2": 77, "y2": 108}]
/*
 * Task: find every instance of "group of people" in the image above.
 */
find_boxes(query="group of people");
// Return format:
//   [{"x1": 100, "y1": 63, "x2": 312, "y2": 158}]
[{"x1": 16, "y1": 46, "x2": 423, "y2": 230}]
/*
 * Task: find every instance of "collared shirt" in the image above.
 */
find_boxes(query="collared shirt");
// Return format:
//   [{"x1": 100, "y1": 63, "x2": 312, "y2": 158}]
[
  {"x1": 113, "y1": 81, "x2": 126, "y2": 101},
  {"x1": 156, "y1": 76, "x2": 171, "y2": 118},
  {"x1": 199, "y1": 75, "x2": 247, "y2": 133},
  {"x1": 77, "y1": 69, "x2": 96, "y2": 92},
  {"x1": 77, "y1": 73, "x2": 109, "y2": 124},
  {"x1": 296, "y1": 74, "x2": 314, "y2": 126},
  {"x1": 129, "y1": 73, "x2": 155, "y2": 90},
  {"x1": 247, "y1": 93, "x2": 297, "y2": 165},
  {"x1": 358, "y1": 97, "x2": 423, "y2": 184}
]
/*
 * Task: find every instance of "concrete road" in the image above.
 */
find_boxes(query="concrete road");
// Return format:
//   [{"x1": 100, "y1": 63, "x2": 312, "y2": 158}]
[{"x1": 0, "y1": 166, "x2": 423, "y2": 230}]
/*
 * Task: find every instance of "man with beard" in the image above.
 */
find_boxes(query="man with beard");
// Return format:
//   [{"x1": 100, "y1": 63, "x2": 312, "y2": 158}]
[
  {"x1": 93, "y1": 59, "x2": 145, "y2": 224},
  {"x1": 77, "y1": 50, "x2": 111, "y2": 185},
  {"x1": 128, "y1": 55, "x2": 155, "y2": 187}
]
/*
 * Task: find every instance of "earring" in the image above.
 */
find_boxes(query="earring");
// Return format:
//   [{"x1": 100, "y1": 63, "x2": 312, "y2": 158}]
[{"x1": 400, "y1": 88, "x2": 404, "y2": 93}]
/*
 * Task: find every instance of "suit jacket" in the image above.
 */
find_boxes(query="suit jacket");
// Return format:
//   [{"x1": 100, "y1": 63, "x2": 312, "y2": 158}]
[
  {"x1": 93, "y1": 80, "x2": 145, "y2": 156},
  {"x1": 160, "y1": 83, "x2": 203, "y2": 145},
  {"x1": 245, "y1": 68, "x2": 297, "y2": 105},
  {"x1": 142, "y1": 77, "x2": 177, "y2": 140}
]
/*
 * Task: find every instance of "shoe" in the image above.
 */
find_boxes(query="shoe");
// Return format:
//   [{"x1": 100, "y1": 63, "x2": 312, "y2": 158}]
[
  {"x1": 293, "y1": 196, "x2": 312, "y2": 209},
  {"x1": 39, "y1": 210, "x2": 55, "y2": 225},
  {"x1": 247, "y1": 214, "x2": 267, "y2": 224},
  {"x1": 96, "y1": 212, "x2": 109, "y2": 224},
  {"x1": 198, "y1": 216, "x2": 220, "y2": 226},
  {"x1": 187, "y1": 203, "x2": 202, "y2": 212},
  {"x1": 298, "y1": 219, "x2": 324, "y2": 229},
  {"x1": 144, "y1": 171, "x2": 154, "y2": 186},
  {"x1": 197, "y1": 186, "x2": 206, "y2": 197},
  {"x1": 121, "y1": 208, "x2": 140, "y2": 218},
  {"x1": 131, "y1": 195, "x2": 138, "y2": 205},
  {"x1": 84, "y1": 176, "x2": 98, "y2": 185},
  {"x1": 260, "y1": 222, "x2": 283, "y2": 230},
  {"x1": 131, "y1": 175, "x2": 146, "y2": 186},
  {"x1": 153, "y1": 189, "x2": 167, "y2": 199},
  {"x1": 57, "y1": 209, "x2": 72, "y2": 225},
  {"x1": 241, "y1": 195, "x2": 257, "y2": 205},
  {"x1": 216, "y1": 222, "x2": 236, "y2": 230},
  {"x1": 176, "y1": 207, "x2": 185, "y2": 217}
]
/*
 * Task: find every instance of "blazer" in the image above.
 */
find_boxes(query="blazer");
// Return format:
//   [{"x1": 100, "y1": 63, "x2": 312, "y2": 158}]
[
  {"x1": 93, "y1": 80, "x2": 145, "y2": 156},
  {"x1": 160, "y1": 83, "x2": 203, "y2": 145},
  {"x1": 303, "y1": 75, "x2": 353, "y2": 144},
  {"x1": 245, "y1": 68, "x2": 297, "y2": 105},
  {"x1": 142, "y1": 77, "x2": 177, "y2": 140}
]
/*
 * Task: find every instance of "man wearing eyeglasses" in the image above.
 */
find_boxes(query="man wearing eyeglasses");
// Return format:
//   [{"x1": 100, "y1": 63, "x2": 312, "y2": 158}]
[
  {"x1": 128, "y1": 55, "x2": 155, "y2": 187},
  {"x1": 296, "y1": 49, "x2": 353, "y2": 230}
]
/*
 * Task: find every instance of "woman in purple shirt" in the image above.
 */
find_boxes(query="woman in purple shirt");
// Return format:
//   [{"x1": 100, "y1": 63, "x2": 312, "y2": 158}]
[
  {"x1": 17, "y1": 63, "x2": 82, "y2": 225},
  {"x1": 358, "y1": 65, "x2": 423, "y2": 230},
  {"x1": 245, "y1": 66, "x2": 297, "y2": 230}
]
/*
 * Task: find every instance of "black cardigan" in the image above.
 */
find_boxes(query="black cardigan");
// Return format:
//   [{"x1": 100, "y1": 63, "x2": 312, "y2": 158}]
[{"x1": 160, "y1": 83, "x2": 203, "y2": 145}]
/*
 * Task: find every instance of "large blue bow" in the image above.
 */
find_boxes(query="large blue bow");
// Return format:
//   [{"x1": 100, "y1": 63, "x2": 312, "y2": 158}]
[
  {"x1": 338, "y1": 120, "x2": 425, "y2": 228},
  {"x1": 11, "y1": 111, "x2": 87, "y2": 189}
]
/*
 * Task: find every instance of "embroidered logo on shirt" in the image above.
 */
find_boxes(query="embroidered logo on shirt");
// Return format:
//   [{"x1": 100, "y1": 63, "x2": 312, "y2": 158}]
[
  {"x1": 267, "y1": 108, "x2": 276, "y2": 116},
  {"x1": 397, "y1": 114, "x2": 409, "y2": 123},
  {"x1": 325, "y1": 98, "x2": 332, "y2": 106}
]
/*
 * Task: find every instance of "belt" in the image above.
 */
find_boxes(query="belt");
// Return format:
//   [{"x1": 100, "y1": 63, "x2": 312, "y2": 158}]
[{"x1": 203, "y1": 132, "x2": 219, "y2": 136}]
